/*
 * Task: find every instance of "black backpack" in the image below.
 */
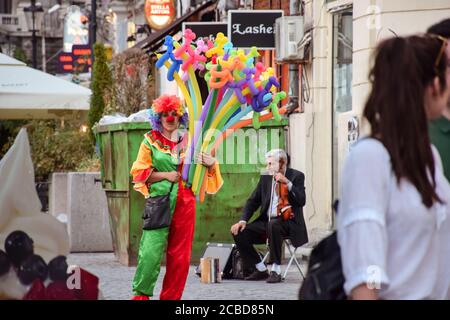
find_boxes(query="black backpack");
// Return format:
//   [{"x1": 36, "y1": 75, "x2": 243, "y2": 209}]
[
  {"x1": 222, "y1": 247, "x2": 258, "y2": 280},
  {"x1": 298, "y1": 231, "x2": 347, "y2": 300}
]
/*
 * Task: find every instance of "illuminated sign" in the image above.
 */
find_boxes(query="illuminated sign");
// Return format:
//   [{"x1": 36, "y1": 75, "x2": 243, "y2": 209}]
[
  {"x1": 145, "y1": 0, "x2": 175, "y2": 30},
  {"x1": 57, "y1": 52, "x2": 73, "y2": 73},
  {"x1": 72, "y1": 44, "x2": 92, "y2": 73},
  {"x1": 63, "y1": 5, "x2": 89, "y2": 53},
  {"x1": 56, "y1": 45, "x2": 92, "y2": 74}
]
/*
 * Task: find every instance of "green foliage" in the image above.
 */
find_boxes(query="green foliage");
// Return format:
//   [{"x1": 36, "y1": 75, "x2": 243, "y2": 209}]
[
  {"x1": 88, "y1": 43, "x2": 113, "y2": 142},
  {"x1": 27, "y1": 120, "x2": 94, "y2": 180},
  {"x1": 13, "y1": 47, "x2": 29, "y2": 65},
  {"x1": 0, "y1": 120, "x2": 94, "y2": 181},
  {"x1": 0, "y1": 120, "x2": 26, "y2": 158},
  {"x1": 75, "y1": 153, "x2": 101, "y2": 172},
  {"x1": 109, "y1": 48, "x2": 150, "y2": 116}
]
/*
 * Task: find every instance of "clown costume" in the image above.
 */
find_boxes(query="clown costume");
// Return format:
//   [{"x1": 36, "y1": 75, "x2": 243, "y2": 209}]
[{"x1": 130, "y1": 95, "x2": 223, "y2": 300}]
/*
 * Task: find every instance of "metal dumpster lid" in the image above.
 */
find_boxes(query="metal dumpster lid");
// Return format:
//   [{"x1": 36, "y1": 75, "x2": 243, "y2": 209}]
[{"x1": 93, "y1": 118, "x2": 288, "y2": 134}]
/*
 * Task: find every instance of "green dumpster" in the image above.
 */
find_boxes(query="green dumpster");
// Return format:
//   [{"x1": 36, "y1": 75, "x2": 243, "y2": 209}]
[{"x1": 94, "y1": 119, "x2": 288, "y2": 266}]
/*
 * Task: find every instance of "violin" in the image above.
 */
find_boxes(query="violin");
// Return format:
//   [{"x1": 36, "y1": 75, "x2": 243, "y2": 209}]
[{"x1": 276, "y1": 179, "x2": 294, "y2": 221}]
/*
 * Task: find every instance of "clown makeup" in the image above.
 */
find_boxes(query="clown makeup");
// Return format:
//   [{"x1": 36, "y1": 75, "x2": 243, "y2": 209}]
[
  {"x1": 160, "y1": 110, "x2": 181, "y2": 136},
  {"x1": 161, "y1": 110, "x2": 180, "y2": 121}
]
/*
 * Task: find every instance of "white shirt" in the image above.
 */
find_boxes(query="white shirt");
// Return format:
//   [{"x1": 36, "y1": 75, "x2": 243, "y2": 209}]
[{"x1": 337, "y1": 138, "x2": 450, "y2": 300}]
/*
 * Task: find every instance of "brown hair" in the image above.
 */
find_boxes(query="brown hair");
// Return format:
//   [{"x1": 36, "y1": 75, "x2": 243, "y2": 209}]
[
  {"x1": 428, "y1": 18, "x2": 450, "y2": 38},
  {"x1": 363, "y1": 35, "x2": 447, "y2": 208}
]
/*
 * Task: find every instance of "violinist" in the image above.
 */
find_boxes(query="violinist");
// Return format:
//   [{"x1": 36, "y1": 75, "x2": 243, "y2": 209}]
[{"x1": 230, "y1": 149, "x2": 308, "y2": 283}]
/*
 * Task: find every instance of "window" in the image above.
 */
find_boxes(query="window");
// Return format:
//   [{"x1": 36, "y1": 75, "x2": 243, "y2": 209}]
[
  {"x1": 331, "y1": 8, "x2": 353, "y2": 207},
  {"x1": 332, "y1": 10, "x2": 353, "y2": 113},
  {"x1": 0, "y1": 0, "x2": 12, "y2": 14}
]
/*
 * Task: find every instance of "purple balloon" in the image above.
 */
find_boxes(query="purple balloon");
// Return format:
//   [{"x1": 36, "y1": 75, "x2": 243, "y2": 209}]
[
  {"x1": 244, "y1": 68, "x2": 259, "y2": 96},
  {"x1": 228, "y1": 79, "x2": 247, "y2": 104},
  {"x1": 265, "y1": 76, "x2": 280, "y2": 91},
  {"x1": 182, "y1": 91, "x2": 213, "y2": 181},
  {"x1": 251, "y1": 76, "x2": 280, "y2": 112}
]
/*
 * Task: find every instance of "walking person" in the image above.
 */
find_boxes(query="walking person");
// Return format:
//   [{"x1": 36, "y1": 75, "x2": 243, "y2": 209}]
[
  {"x1": 337, "y1": 35, "x2": 450, "y2": 299},
  {"x1": 428, "y1": 19, "x2": 450, "y2": 182}
]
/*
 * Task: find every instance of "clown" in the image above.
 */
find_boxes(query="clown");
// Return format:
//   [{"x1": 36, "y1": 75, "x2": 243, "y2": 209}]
[{"x1": 130, "y1": 94, "x2": 223, "y2": 300}]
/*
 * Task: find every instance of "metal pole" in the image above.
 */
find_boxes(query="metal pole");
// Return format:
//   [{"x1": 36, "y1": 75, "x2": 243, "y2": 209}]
[
  {"x1": 90, "y1": 0, "x2": 97, "y2": 68},
  {"x1": 32, "y1": 11, "x2": 37, "y2": 69},
  {"x1": 288, "y1": 0, "x2": 300, "y2": 111},
  {"x1": 42, "y1": 14, "x2": 46, "y2": 72},
  {"x1": 91, "y1": 0, "x2": 97, "y2": 44}
]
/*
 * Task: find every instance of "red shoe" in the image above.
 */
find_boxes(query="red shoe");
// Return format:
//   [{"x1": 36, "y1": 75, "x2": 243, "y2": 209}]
[{"x1": 131, "y1": 295, "x2": 150, "y2": 300}]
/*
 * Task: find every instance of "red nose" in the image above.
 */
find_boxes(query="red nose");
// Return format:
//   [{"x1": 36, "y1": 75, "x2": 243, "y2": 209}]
[{"x1": 166, "y1": 115, "x2": 175, "y2": 123}]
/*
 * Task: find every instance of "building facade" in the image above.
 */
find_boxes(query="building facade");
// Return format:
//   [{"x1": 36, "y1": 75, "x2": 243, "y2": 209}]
[
  {"x1": 111, "y1": 0, "x2": 450, "y2": 237},
  {"x1": 290, "y1": 0, "x2": 450, "y2": 237},
  {"x1": 0, "y1": 0, "x2": 71, "y2": 73}
]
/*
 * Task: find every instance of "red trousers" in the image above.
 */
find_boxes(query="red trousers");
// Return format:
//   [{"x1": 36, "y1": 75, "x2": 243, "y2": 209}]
[{"x1": 159, "y1": 183, "x2": 196, "y2": 300}]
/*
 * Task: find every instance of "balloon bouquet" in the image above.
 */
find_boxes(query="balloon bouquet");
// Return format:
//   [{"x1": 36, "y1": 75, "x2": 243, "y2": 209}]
[{"x1": 155, "y1": 29, "x2": 288, "y2": 202}]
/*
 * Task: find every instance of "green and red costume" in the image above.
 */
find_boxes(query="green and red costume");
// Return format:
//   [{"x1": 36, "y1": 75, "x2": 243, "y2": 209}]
[{"x1": 130, "y1": 130, "x2": 223, "y2": 299}]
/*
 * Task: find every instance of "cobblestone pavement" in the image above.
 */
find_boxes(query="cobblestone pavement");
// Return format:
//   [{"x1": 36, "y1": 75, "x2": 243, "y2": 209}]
[{"x1": 67, "y1": 253, "x2": 306, "y2": 300}]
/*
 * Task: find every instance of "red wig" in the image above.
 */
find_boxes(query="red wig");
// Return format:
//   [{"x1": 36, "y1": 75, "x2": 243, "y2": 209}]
[{"x1": 151, "y1": 95, "x2": 183, "y2": 116}]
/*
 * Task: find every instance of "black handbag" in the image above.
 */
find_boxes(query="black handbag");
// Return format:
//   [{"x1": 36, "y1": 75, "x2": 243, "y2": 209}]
[
  {"x1": 142, "y1": 135, "x2": 180, "y2": 231},
  {"x1": 298, "y1": 231, "x2": 347, "y2": 300},
  {"x1": 142, "y1": 182, "x2": 175, "y2": 230},
  {"x1": 298, "y1": 200, "x2": 346, "y2": 300}
]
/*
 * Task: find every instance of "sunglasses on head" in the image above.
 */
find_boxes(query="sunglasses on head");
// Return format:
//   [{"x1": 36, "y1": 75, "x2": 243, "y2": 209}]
[{"x1": 432, "y1": 34, "x2": 449, "y2": 71}]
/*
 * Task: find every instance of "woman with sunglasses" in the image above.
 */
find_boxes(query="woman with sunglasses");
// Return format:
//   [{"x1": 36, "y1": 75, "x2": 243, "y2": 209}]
[
  {"x1": 130, "y1": 94, "x2": 223, "y2": 300},
  {"x1": 337, "y1": 35, "x2": 450, "y2": 299}
]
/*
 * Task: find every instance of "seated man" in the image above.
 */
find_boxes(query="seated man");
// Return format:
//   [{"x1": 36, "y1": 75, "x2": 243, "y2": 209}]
[{"x1": 230, "y1": 149, "x2": 308, "y2": 283}]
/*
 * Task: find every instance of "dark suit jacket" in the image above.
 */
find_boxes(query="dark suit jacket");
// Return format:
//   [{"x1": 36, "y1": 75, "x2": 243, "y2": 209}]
[{"x1": 240, "y1": 168, "x2": 308, "y2": 247}]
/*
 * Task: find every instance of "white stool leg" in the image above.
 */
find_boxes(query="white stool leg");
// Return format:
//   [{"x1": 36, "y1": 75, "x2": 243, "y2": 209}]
[
  {"x1": 283, "y1": 244, "x2": 305, "y2": 280},
  {"x1": 262, "y1": 251, "x2": 270, "y2": 263},
  {"x1": 292, "y1": 251, "x2": 305, "y2": 279},
  {"x1": 282, "y1": 243, "x2": 295, "y2": 279}
]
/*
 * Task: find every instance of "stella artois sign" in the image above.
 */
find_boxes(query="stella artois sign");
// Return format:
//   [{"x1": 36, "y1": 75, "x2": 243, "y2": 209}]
[{"x1": 145, "y1": 0, "x2": 176, "y2": 30}]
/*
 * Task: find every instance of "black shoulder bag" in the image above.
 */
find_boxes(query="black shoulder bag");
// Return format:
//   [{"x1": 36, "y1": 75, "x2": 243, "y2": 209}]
[
  {"x1": 298, "y1": 231, "x2": 346, "y2": 300},
  {"x1": 142, "y1": 135, "x2": 180, "y2": 230},
  {"x1": 142, "y1": 181, "x2": 175, "y2": 230},
  {"x1": 298, "y1": 200, "x2": 346, "y2": 300}
]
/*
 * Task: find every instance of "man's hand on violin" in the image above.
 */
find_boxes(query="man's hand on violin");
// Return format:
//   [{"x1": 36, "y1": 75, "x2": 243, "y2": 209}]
[{"x1": 274, "y1": 173, "x2": 289, "y2": 184}]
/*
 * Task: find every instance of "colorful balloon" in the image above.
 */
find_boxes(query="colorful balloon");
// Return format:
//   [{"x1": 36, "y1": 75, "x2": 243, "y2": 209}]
[
  {"x1": 155, "y1": 36, "x2": 182, "y2": 81},
  {"x1": 154, "y1": 29, "x2": 290, "y2": 196}
]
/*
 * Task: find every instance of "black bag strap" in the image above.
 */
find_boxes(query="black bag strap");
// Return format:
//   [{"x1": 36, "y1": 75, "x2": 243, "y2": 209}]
[{"x1": 167, "y1": 180, "x2": 175, "y2": 195}]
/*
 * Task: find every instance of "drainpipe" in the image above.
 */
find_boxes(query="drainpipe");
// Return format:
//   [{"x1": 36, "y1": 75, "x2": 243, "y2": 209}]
[{"x1": 284, "y1": 0, "x2": 301, "y2": 163}]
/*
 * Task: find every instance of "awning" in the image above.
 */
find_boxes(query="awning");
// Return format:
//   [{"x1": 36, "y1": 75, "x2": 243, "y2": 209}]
[
  {"x1": 133, "y1": 0, "x2": 218, "y2": 55},
  {"x1": 0, "y1": 53, "x2": 91, "y2": 120}
]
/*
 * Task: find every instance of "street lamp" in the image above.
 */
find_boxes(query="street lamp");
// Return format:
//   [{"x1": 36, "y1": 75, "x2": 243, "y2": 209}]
[
  {"x1": 24, "y1": 0, "x2": 44, "y2": 69},
  {"x1": 41, "y1": 4, "x2": 61, "y2": 72}
]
